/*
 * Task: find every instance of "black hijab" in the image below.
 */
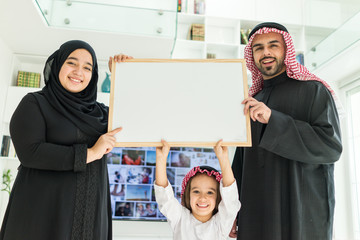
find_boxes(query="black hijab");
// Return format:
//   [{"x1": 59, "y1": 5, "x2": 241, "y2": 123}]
[{"x1": 39, "y1": 40, "x2": 108, "y2": 137}]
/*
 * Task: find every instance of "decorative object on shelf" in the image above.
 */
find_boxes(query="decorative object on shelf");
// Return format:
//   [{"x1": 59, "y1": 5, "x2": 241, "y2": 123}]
[
  {"x1": 16, "y1": 71, "x2": 40, "y2": 88},
  {"x1": 180, "y1": 0, "x2": 205, "y2": 14},
  {"x1": 181, "y1": 0, "x2": 193, "y2": 14},
  {"x1": 187, "y1": 23, "x2": 205, "y2": 41},
  {"x1": 240, "y1": 29, "x2": 249, "y2": 44},
  {"x1": 101, "y1": 72, "x2": 111, "y2": 93},
  {"x1": 296, "y1": 53, "x2": 305, "y2": 66},
  {"x1": 0, "y1": 135, "x2": 16, "y2": 158},
  {"x1": 240, "y1": 29, "x2": 252, "y2": 45},
  {"x1": 1, "y1": 169, "x2": 12, "y2": 195},
  {"x1": 206, "y1": 53, "x2": 216, "y2": 59},
  {"x1": 194, "y1": 0, "x2": 205, "y2": 14},
  {"x1": 247, "y1": 29, "x2": 252, "y2": 38},
  {"x1": 1, "y1": 135, "x2": 11, "y2": 157}
]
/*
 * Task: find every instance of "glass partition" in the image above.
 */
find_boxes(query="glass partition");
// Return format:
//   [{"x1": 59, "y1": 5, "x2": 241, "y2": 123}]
[
  {"x1": 34, "y1": 0, "x2": 177, "y2": 39},
  {"x1": 305, "y1": 11, "x2": 360, "y2": 71},
  {"x1": 304, "y1": 0, "x2": 360, "y2": 71}
]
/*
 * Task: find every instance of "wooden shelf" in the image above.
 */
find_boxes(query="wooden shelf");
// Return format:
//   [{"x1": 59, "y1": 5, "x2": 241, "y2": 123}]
[{"x1": 0, "y1": 157, "x2": 18, "y2": 162}]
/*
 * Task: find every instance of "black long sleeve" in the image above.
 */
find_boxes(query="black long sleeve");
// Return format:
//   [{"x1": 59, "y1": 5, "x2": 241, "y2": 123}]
[
  {"x1": 260, "y1": 83, "x2": 342, "y2": 164},
  {"x1": 10, "y1": 93, "x2": 87, "y2": 172}
]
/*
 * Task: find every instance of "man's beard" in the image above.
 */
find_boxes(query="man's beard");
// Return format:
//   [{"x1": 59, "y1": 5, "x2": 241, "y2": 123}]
[{"x1": 256, "y1": 57, "x2": 285, "y2": 78}]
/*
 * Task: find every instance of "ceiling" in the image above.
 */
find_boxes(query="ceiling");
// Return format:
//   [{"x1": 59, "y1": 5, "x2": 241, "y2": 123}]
[{"x1": 0, "y1": 0, "x2": 174, "y2": 61}]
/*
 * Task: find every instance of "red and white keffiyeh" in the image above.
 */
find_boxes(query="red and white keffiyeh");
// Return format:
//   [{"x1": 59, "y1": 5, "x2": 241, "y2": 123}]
[
  {"x1": 244, "y1": 27, "x2": 337, "y2": 100},
  {"x1": 181, "y1": 166, "x2": 222, "y2": 198}
]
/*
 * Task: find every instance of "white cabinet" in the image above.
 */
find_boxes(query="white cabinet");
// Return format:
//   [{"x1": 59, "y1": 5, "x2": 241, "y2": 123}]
[
  {"x1": 0, "y1": 54, "x2": 44, "y2": 165},
  {"x1": 172, "y1": 11, "x2": 306, "y2": 60},
  {"x1": 172, "y1": 0, "x2": 313, "y2": 61},
  {"x1": 172, "y1": 13, "x2": 245, "y2": 59}
]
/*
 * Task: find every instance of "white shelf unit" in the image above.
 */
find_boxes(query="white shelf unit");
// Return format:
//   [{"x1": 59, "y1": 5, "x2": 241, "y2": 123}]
[
  {"x1": 172, "y1": 12, "x2": 309, "y2": 63},
  {"x1": 205, "y1": 16, "x2": 240, "y2": 45},
  {"x1": 0, "y1": 157, "x2": 18, "y2": 162},
  {"x1": 172, "y1": 13, "x2": 246, "y2": 59},
  {"x1": 172, "y1": 39, "x2": 206, "y2": 59},
  {"x1": 176, "y1": 13, "x2": 206, "y2": 40},
  {"x1": 206, "y1": 43, "x2": 240, "y2": 59}
]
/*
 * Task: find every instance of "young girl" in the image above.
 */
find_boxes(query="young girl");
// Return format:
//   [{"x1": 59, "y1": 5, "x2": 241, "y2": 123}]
[{"x1": 155, "y1": 140, "x2": 241, "y2": 240}]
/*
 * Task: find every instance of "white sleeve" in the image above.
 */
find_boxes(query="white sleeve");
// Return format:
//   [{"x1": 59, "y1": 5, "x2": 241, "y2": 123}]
[
  {"x1": 217, "y1": 180, "x2": 241, "y2": 236},
  {"x1": 154, "y1": 181, "x2": 183, "y2": 230}
]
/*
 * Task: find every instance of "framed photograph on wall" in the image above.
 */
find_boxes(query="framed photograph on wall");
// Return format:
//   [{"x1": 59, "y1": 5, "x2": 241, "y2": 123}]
[{"x1": 107, "y1": 146, "x2": 223, "y2": 221}]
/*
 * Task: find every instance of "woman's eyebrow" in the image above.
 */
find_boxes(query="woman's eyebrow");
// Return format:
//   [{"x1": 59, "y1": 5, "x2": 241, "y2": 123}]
[{"x1": 67, "y1": 57, "x2": 93, "y2": 67}]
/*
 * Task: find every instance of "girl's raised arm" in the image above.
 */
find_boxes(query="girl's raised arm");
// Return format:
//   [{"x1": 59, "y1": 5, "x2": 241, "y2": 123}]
[
  {"x1": 155, "y1": 139, "x2": 170, "y2": 187},
  {"x1": 214, "y1": 140, "x2": 236, "y2": 187}
]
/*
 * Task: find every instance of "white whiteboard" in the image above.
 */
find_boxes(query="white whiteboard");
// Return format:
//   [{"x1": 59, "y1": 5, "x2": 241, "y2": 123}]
[{"x1": 108, "y1": 59, "x2": 251, "y2": 147}]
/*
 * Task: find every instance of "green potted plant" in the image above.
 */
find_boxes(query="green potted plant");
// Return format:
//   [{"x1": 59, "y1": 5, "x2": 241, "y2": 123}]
[{"x1": 2, "y1": 169, "x2": 12, "y2": 195}]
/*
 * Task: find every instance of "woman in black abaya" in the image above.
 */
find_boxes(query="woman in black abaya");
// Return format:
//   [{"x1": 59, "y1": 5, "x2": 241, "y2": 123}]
[{"x1": 0, "y1": 40, "x2": 127, "y2": 240}]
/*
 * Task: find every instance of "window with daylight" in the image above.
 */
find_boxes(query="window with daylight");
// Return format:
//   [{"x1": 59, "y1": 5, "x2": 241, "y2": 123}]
[{"x1": 346, "y1": 85, "x2": 360, "y2": 239}]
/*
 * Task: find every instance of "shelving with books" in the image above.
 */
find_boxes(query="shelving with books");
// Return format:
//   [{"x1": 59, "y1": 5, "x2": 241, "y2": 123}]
[
  {"x1": 0, "y1": 54, "x2": 42, "y2": 164},
  {"x1": 177, "y1": 13, "x2": 205, "y2": 41},
  {"x1": 0, "y1": 135, "x2": 16, "y2": 159},
  {"x1": 174, "y1": 13, "x2": 241, "y2": 59},
  {"x1": 1, "y1": 86, "x2": 20, "y2": 164},
  {"x1": 174, "y1": 13, "x2": 262, "y2": 60},
  {"x1": 205, "y1": 16, "x2": 240, "y2": 45},
  {"x1": 179, "y1": 0, "x2": 206, "y2": 15},
  {"x1": 176, "y1": 0, "x2": 309, "y2": 61},
  {"x1": 173, "y1": 13, "x2": 206, "y2": 59},
  {"x1": 0, "y1": 157, "x2": 18, "y2": 162},
  {"x1": 0, "y1": 121, "x2": 19, "y2": 213},
  {"x1": 172, "y1": 39, "x2": 206, "y2": 59},
  {"x1": 10, "y1": 55, "x2": 47, "y2": 88},
  {"x1": 205, "y1": 16, "x2": 241, "y2": 59},
  {"x1": 206, "y1": 43, "x2": 239, "y2": 59}
]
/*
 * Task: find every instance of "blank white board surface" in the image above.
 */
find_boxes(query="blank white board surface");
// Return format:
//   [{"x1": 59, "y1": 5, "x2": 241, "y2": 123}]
[{"x1": 108, "y1": 59, "x2": 251, "y2": 147}]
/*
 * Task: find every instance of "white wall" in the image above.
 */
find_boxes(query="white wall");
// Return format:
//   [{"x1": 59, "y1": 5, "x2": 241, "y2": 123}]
[
  {"x1": 206, "y1": 0, "x2": 303, "y2": 25},
  {"x1": 0, "y1": 36, "x2": 15, "y2": 228},
  {"x1": 0, "y1": 37, "x2": 13, "y2": 133}
]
